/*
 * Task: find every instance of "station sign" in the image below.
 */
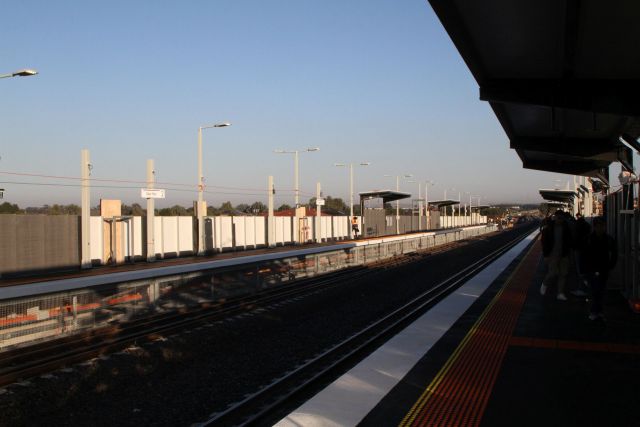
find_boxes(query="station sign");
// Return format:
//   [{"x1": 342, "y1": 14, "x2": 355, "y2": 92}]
[
  {"x1": 316, "y1": 198, "x2": 325, "y2": 206},
  {"x1": 141, "y1": 188, "x2": 166, "y2": 199}
]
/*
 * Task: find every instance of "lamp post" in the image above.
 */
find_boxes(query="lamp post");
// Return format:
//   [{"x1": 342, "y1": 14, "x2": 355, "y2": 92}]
[
  {"x1": 471, "y1": 195, "x2": 482, "y2": 225},
  {"x1": 465, "y1": 191, "x2": 472, "y2": 225},
  {"x1": 197, "y1": 122, "x2": 231, "y2": 255},
  {"x1": 385, "y1": 174, "x2": 412, "y2": 234},
  {"x1": 406, "y1": 180, "x2": 424, "y2": 230},
  {"x1": 335, "y1": 162, "x2": 370, "y2": 238},
  {"x1": 274, "y1": 147, "x2": 320, "y2": 207},
  {"x1": 424, "y1": 180, "x2": 435, "y2": 229},
  {"x1": 444, "y1": 188, "x2": 456, "y2": 228},
  {"x1": 0, "y1": 69, "x2": 38, "y2": 79}
]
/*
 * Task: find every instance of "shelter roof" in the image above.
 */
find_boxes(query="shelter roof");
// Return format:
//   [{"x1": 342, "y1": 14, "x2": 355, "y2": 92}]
[
  {"x1": 359, "y1": 190, "x2": 411, "y2": 204},
  {"x1": 427, "y1": 0, "x2": 640, "y2": 176},
  {"x1": 539, "y1": 188, "x2": 577, "y2": 204},
  {"x1": 427, "y1": 199, "x2": 460, "y2": 208}
]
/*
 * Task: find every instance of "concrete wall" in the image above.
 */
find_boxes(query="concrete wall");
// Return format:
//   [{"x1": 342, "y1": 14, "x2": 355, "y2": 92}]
[
  {"x1": 362, "y1": 208, "x2": 486, "y2": 238},
  {"x1": 85, "y1": 215, "x2": 350, "y2": 262},
  {"x1": 0, "y1": 215, "x2": 80, "y2": 277},
  {"x1": 0, "y1": 212, "x2": 488, "y2": 273}
]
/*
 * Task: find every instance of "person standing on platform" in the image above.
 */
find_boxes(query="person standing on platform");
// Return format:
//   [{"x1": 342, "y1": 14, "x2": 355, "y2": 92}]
[
  {"x1": 540, "y1": 210, "x2": 572, "y2": 300},
  {"x1": 351, "y1": 216, "x2": 360, "y2": 238},
  {"x1": 584, "y1": 217, "x2": 617, "y2": 320},
  {"x1": 571, "y1": 213, "x2": 592, "y2": 297}
]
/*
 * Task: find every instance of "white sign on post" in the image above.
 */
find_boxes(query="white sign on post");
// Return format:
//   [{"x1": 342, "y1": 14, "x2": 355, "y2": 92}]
[
  {"x1": 316, "y1": 198, "x2": 325, "y2": 206},
  {"x1": 141, "y1": 188, "x2": 166, "y2": 199}
]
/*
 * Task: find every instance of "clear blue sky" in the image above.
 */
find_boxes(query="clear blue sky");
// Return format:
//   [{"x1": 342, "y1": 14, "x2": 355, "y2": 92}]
[{"x1": 1, "y1": 0, "x2": 578, "y2": 208}]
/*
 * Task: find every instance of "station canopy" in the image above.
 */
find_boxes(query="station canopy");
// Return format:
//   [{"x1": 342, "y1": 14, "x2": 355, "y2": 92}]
[
  {"x1": 542, "y1": 201, "x2": 569, "y2": 211},
  {"x1": 428, "y1": 1, "x2": 640, "y2": 179},
  {"x1": 539, "y1": 188, "x2": 577, "y2": 205},
  {"x1": 471, "y1": 204, "x2": 491, "y2": 210},
  {"x1": 359, "y1": 190, "x2": 411, "y2": 204},
  {"x1": 427, "y1": 199, "x2": 460, "y2": 209}
]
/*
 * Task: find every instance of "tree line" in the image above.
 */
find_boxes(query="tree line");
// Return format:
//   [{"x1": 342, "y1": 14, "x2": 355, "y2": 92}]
[{"x1": 0, "y1": 196, "x2": 353, "y2": 216}]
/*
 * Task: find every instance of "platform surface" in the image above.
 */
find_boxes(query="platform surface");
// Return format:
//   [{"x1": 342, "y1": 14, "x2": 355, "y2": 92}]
[{"x1": 279, "y1": 232, "x2": 640, "y2": 426}]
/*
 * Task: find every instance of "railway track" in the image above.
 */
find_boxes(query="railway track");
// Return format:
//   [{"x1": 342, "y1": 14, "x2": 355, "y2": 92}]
[
  {"x1": 198, "y1": 227, "x2": 535, "y2": 426},
  {"x1": 0, "y1": 231, "x2": 488, "y2": 388}
]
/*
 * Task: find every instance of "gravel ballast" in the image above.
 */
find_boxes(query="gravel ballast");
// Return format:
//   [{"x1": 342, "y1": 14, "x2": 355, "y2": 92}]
[{"x1": 0, "y1": 226, "x2": 534, "y2": 427}]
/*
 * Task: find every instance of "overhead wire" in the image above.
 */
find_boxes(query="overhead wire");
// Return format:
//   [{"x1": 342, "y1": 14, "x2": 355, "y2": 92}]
[{"x1": 0, "y1": 170, "x2": 303, "y2": 193}]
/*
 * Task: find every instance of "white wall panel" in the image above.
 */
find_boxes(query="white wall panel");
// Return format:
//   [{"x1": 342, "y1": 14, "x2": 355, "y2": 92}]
[
  {"x1": 245, "y1": 217, "x2": 256, "y2": 247},
  {"x1": 178, "y1": 217, "x2": 193, "y2": 253},
  {"x1": 285, "y1": 217, "x2": 293, "y2": 243},
  {"x1": 275, "y1": 217, "x2": 284, "y2": 245},
  {"x1": 154, "y1": 217, "x2": 163, "y2": 257},
  {"x1": 322, "y1": 217, "x2": 330, "y2": 240},
  {"x1": 255, "y1": 217, "x2": 266, "y2": 246},
  {"x1": 233, "y1": 217, "x2": 246, "y2": 248},
  {"x1": 133, "y1": 216, "x2": 143, "y2": 256},
  {"x1": 219, "y1": 216, "x2": 233, "y2": 248},
  {"x1": 162, "y1": 217, "x2": 178, "y2": 255},
  {"x1": 90, "y1": 217, "x2": 103, "y2": 262}
]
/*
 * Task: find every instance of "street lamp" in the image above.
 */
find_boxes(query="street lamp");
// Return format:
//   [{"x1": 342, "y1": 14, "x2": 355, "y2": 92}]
[
  {"x1": 471, "y1": 194, "x2": 482, "y2": 225},
  {"x1": 384, "y1": 173, "x2": 412, "y2": 234},
  {"x1": 334, "y1": 162, "x2": 370, "y2": 237},
  {"x1": 197, "y1": 122, "x2": 231, "y2": 255},
  {"x1": 464, "y1": 191, "x2": 472, "y2": 225},
  {"x1": 406, "y1": 179, "x2": 423, "y2": 230},
  {"x1": 443, "y1": 187, "x2": 456, "y2": 228},
  {"x1": 274, "y1": 147, "x2": 320, "y2": 207},
  {"x1": 0, "y1": 69, "x2": 38, "y2": 79},
  {"x1": 423, "y1": 180, "x2": 436, "y2": 229}
]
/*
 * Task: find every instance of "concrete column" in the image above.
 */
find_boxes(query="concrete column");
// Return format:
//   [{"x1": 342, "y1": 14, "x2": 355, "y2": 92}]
[
  {"x1": 316, "y1": 182, "x2": 321, "y2": 243},
  {"x1": 81, "y1": 149, "x2": 91, "y2": 269},
  {"x1": 146, "y1": 159, "x2": 156, "y2": 262},
  {"x1": 268, "y1": 175, "x2": 275, "y2": 247}
]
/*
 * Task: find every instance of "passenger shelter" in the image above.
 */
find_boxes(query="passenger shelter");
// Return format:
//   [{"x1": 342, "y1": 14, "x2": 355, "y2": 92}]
[{"x1": 358, "y1": 190, "x2": 412, "y2": 237}]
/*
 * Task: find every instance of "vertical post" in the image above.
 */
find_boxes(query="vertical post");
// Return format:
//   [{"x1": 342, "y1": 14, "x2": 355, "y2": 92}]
[
  {"x1": 197, "y1": 127, "x2": 204, "y2": 255},
  {"x1": 146, "y1": 159, "x2": 155, "y2": 262},
  {"x1": 418, "y1": 182, "x2": 422, "y2": 230},
  {"x1": 349, "y1": 163, "x2": 354, "y2": 238},
  {"x1": 425, "y1": 183, "x2": 429, "y2": 230},
  {"x1": 268, "y1": 175, "x2": 275, "y2": 247},
  {"x1": 396, "y1": 175, "x2": 400, "y2": 235},
  {"x1": 294, "y1": 150, "x2": 300, "y2": 207},
  {"x1": 470, "y1": 194, "x2": 473, "y2": 225},
  {"x1": 316, "y1": 181, "x2": 322, "y2": 243},
  {"x1": 81, "y1": 149, "x2": 91, "y2": 269}
]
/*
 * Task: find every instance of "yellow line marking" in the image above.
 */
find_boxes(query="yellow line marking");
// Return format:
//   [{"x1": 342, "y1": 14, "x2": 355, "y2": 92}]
[{"x1": 398, "y1": 241, "x2": 538, "y2": 427}]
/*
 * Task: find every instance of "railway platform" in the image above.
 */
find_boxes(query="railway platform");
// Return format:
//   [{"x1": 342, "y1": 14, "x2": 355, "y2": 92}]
[{"x1": 278, "y1": 232, "x2": 640, "y2": 427}]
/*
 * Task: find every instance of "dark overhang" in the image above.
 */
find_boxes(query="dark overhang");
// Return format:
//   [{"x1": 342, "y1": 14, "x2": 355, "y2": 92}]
[
  {"x1": 539, "y1": 188, "x2": 577, "y2": 205},
  {"x1": 359, "y1": 190, "x2": 411, "y2": 204},
  {"x1": 428, "y1": 0, "x2": 640, "y2": 177},
  {"x1": 427, "y1": 199, "x2": 460, "y2": 209},
  {"x1": 471, "y1": 204, "x2": 491, "y2": 210}
]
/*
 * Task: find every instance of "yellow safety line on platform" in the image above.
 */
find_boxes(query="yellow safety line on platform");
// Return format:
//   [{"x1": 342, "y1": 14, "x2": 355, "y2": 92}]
[{"x1": 398, "y1": 241, "x2": 537, "y2": 427}]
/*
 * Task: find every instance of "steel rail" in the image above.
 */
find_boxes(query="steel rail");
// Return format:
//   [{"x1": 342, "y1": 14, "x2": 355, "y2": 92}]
[
  {"x1": 200, "y1": 227, "x2": 535, "y2": 426},
  {"x1": 0, "y1": 236, "x2": 475, "y2": 387}
]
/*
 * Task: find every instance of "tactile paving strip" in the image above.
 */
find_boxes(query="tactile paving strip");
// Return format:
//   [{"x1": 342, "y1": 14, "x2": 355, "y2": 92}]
[{"x1": 399, "y1": 239, "x2": 540, "y2": 427}]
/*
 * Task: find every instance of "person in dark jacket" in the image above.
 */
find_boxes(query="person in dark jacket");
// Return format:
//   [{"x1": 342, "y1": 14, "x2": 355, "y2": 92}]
[
  {"x1": 540, "y1": 211, "x2": 573, "y2": 300},
  {"x1": 583, "y1": 217, "x2": 617, "y2": 320},
  {"x1": 571, "y1": 213, "x2": 592, "y2": 297}
]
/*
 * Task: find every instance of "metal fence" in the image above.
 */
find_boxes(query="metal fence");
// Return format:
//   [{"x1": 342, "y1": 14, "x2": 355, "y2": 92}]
[{"x1": 0, "y1": 225, "x2": 496, "y2": 351}]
